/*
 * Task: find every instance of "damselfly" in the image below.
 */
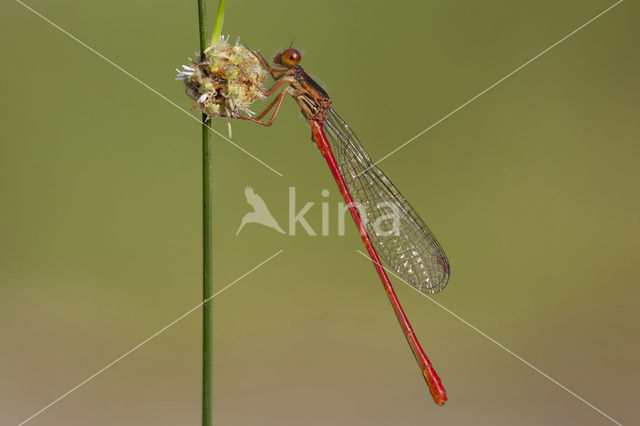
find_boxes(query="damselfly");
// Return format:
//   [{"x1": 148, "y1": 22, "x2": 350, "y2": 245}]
[{"x1": 239, "y1": 47, "x2": 450, "y2": 406}]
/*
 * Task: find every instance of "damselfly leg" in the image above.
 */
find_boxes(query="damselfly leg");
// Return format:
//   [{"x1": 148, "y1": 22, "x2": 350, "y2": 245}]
[
  {"x1": 246, "y1": 48, "x2": 287, "y2": 81},
  {"x1": 236, "y1": 87, "x2": 292, "y2": 127}
]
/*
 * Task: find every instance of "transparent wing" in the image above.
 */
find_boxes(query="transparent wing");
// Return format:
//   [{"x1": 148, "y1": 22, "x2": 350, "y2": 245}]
[{"x1": 323, "y1": 109, "x2": 450, "y2": 294}]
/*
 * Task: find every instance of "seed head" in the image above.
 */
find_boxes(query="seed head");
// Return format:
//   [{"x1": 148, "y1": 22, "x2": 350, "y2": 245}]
[{"x1": 176, "y1": 36, "x2": 266, "y2": 120}]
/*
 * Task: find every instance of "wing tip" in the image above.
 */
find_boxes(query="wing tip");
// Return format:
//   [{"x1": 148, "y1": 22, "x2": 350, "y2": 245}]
[{"x1": 422, "y1": 274, "x2": 450, "y2": 295}]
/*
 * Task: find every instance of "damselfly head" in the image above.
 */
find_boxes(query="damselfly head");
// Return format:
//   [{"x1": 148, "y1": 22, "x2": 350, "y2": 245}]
[{"x1": 273, "y1": 48, "x2": 301, "y2": 68}]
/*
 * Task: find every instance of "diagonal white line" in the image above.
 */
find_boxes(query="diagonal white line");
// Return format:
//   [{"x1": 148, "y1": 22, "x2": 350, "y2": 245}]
[
  {"x1": 14, "y1": 0, "x2": 283, "y2": 177},
  {"x1": 358, "y1": 0, "x2": 623, "y2": 175},
  {"x1": 355, "y1": 250, "x2": 622, "y2": 426},
  {"x1": 16, "y1": 249, "x2": 284, "y2": 426}
]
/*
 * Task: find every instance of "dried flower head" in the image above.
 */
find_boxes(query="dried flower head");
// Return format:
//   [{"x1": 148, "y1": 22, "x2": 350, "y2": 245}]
[{"x1": 176, "y1": 36, "x2": 266, "y2": 120}]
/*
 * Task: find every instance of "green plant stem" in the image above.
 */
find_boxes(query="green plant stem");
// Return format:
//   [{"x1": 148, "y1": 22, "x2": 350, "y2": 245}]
[
  {"x1": 210, "y1": 0, "x2": 226, "y2": 45},
  {"x1": 197, "y1": 1, "x2": 213, "y2": 426}
]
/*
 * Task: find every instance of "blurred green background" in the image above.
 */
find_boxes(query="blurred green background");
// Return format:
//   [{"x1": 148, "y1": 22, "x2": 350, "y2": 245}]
[{"x1": 1, "y1": 0, "x2": 638, "y2": 424}]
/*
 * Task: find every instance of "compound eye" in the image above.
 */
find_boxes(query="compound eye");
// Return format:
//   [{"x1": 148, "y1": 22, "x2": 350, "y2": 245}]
[{"x1": 281, "y1": 48, "x2": 301, "y2": 67}]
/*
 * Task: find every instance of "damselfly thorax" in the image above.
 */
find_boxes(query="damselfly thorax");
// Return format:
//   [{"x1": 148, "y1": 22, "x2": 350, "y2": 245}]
[{"x1": 287, "y1": 66, "x2": 332, "y2": 121}]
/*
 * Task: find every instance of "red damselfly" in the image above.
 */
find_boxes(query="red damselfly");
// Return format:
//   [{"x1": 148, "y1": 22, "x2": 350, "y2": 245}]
[{"x1": 239, "y1": 48, "x2": 450, "y2": 405}]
